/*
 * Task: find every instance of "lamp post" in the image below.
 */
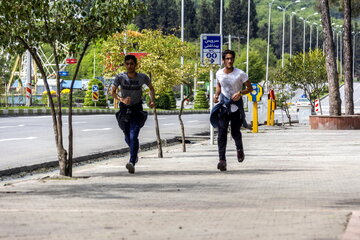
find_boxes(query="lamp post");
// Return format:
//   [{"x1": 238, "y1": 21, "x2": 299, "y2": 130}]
[
  {"x1": 265, "y1": 0, "x2": 275, "y2": 86},
  {"x1": 180, "y1": 0, "x2": 184, "y2": 101},
  {"x1": 299, "y1": 12, "x2": 318, "y2": 61},
  {"x1": 289, "y1": 7, "x2": 306, "y2": 59},
  {"x1": 277, "y1": 0, "x2": 300, "y2": 68},
  {"x1": 246, "y1": 0, "x2": 250, "y2": 74},
  {"x1": 352, "y1": 32, "x2": 360, "y2": 79}
]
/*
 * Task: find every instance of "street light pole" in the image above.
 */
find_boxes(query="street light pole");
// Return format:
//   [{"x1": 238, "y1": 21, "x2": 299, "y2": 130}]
[
  {"x1": 309, "y1": 23, "x2": 313, "y2": 50},
  {"x1": 246, "y1": 0, "x2": 250, "y2": 74},
  {"x1": 180, "y1": 0, "x2": 184, "y2": 101},
  {"x1": 290, "y1": 7, "x2": 306, "y2": 59},
  {"x1": 265, "y1": 0, "x2": 274, "y2": 86},
  {"x1": 220, "y1": 0, "x2": 223, "y2": 35},
  {"x1": 281, "y1": 8, "x2": 285, "y2": 67},
  {"x1": 353, "y1": 32, "x2": 360, "y2": 79},
  {"x1": 277, "y1": 0, "x2": 300, "y2": 68}
]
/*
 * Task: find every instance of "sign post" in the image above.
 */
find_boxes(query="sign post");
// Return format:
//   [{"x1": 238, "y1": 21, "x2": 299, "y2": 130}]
[
  {"x1": 200, "y1": 34, "x2": 222, "y2": 145},
  {"x1": 247, "y1": 83, "x2": 263, "y2": 133},
  {"x1": 92, "y1": 84, "x2": 99, "y2": 107}
]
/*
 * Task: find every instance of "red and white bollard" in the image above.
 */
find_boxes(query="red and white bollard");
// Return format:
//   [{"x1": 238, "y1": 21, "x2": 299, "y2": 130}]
[{"x1": 314, "y1": 99, "x2": 320, "y2": 113}]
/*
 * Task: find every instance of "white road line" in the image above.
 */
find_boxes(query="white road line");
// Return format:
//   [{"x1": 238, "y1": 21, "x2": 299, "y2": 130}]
[
  {"x1": 0, "y1": 124, "x2": 25, "y2": 129},
  {"x1": 64, "y1": 122, "x2": 87, "y2": 125},
  {"x1": 0, "y1": 137, "x2": 37, "y2": 142},
  {"x1": 162, "y1": 123, "x2": 175, "y2": 126},
  {"x1": 81, "y1": 128, "x2": 112, "y2": 132},
  {"x1": 187, "y1": 120, "x2": 200, "y2": 123}
]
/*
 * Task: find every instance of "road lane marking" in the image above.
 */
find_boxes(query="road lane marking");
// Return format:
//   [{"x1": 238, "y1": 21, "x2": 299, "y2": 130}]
[
  {"x1": 0, "y1": 137, "x2": 37, "y2": 142},
  {"x1": 81, "y1": 128, "x2": 112, "y2": 132},
  {"x1": 187, "y1": 120, "x2": 200, "y2": 123},
  {"x1": 162, "y1": 123, "x2": 175, "y2": 126},
  {"x1": 0, "y1": 124, "x2": 25, "y2": 129},
  {"x1": 64, "y1": 122, "x2": 87, "y2": 125}
]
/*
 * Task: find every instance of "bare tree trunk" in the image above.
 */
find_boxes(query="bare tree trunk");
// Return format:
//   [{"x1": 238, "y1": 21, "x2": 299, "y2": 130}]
[
  {"x1": 343, "y1": 0, "x2": 354, "y2": 115},
  {"x1": 319, "y1": 0, "x2": 342, "y2": 116},
  {"x1": 178, "y1": 96, "x2": 187, "y2": 152},
  {"x1": 153, "y1": 107, "x2": 163, "y2": 158},
  {"x1": 68, "y1": 42, "x2": 90, "y2": 177}
]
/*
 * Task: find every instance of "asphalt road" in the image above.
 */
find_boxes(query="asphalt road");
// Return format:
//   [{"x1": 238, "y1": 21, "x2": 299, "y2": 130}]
[{"x1": 0, "y1": 114, "x2": 210, "y2": 171}]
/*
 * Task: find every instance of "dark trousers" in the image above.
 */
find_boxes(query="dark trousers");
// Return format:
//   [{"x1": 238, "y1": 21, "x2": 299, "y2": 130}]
[
  {"x1": 122, "y1": 117, "x2": 141, "y2": 165},
  {"x1": 217, "y1": 109, "x2": 244, "y2": 161}
]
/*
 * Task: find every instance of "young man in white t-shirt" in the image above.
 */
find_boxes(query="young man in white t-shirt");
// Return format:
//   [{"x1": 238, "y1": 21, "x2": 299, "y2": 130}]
[{"x1": 213, "y1": 49, "x2": 253, "y2": 171}]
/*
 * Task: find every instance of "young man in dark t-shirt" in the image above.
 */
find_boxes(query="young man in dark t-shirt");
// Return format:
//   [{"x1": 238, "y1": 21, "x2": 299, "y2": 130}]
[{"x1": 111, "y1": 55, "x2": 155, "y2": 174}]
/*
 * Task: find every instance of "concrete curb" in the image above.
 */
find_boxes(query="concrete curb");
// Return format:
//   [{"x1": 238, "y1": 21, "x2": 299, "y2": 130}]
[
  {"x1": 0, "y1": 137, "x2": 181, "y2": 178},
  {"x1": 0, "y1": 108, "x2": 209, "y2": 117}
]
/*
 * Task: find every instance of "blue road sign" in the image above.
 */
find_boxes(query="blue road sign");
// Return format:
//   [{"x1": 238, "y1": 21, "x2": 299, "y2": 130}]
[
  {"x1": 58, "y1": 71, "x2": 69, "y2": 76},
  {"x1": 200, "y1": 34, "x2": 222, "y2": 65},
  {"x1": 92, "y1": 85, "x2": 99, "y2": 92}
]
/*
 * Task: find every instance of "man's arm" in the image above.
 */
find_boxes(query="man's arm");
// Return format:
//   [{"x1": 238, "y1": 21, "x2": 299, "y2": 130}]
[
  {"x1": 110, "y1": 85, "x2": 131, "y2": 105},
  {"x1": 147, "y1": 83, "x2": 155, "y2": 108},
  {"x1": 214, "y1": 82, "x2": 221, "y2": 103},
  {"x1": 231, "y1": 80, "x2": 253, "y2": 101}
]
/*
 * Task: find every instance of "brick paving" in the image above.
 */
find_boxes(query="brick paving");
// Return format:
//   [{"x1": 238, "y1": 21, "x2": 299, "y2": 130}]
[{"x1": 0, "y1": 125, "x2": 360, "y2": 240}]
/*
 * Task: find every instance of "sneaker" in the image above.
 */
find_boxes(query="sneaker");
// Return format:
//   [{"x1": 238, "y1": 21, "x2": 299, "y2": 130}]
[
  {"x1": 237, "y1": 149, "x2": 245, "y2": 162},
  {"x1": 217, "y1": 160, "x2": 227, "y2": 171},
  {"x1": 126, "y1": 162, "x2": 135, "y2": 174}
]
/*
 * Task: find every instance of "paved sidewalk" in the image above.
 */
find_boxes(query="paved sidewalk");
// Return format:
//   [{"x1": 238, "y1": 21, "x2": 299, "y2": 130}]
[{"x1": 1, "y1": 124, "x2": 360, "y2": 240}]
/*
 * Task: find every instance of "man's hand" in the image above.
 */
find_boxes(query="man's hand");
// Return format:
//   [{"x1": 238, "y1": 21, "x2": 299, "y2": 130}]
[
  {"x1": 121, "y1": 97, "x2": 131, "y2": 105},
  {"x1": 148, "y1": 101, "x2": 155, "y2": 108},
  {"x1": 231, "y1": 91, "x2": 242, "y2": 101},
  {"x1": 214, "y1": 95, "x2": 219, "y2": 103}
]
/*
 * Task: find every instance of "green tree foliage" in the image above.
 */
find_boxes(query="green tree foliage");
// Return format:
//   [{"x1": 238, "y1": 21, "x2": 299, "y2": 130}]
[
  {"x1": 0, "y1": 52, "x2": 11, "y2": 95},
  {"x1": 196, "y1": 0, "x2": 214, "y2": 35},
  {"x1": 237, "y1": 50, "x2": 265, "y2": 83},
  {"x1": 84, "y1": 79, "x2": 106, "y2": 106},
  {"x1": 271, "y1": 49, "x2": 327, "y2": 108},
  {"x1": 194, "y1": 90, "x2": 209, "y2": 109},
  {"x1": 0, "y1": 0, "x2": 143, "y2": 176}
]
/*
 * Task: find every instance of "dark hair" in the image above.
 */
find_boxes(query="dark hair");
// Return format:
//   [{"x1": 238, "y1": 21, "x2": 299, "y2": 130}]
[
  {"x1": 222, "y1": 49, "x2": 235, "y2": 60},
  {"x1": 124, "y1": 54, "x2": 137, "y2": 64}
]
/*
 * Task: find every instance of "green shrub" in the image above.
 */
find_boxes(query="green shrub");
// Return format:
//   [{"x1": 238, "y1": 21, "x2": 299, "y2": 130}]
[
  {"x1": 194, "y1": 90, "x2": 209, "y2": 109},
  {"x1": 166, "y1": 91, "x2": 176, "y2": 109},
  {"x1": 84, "y1": 79, "x2": 106, "y2": 106}
]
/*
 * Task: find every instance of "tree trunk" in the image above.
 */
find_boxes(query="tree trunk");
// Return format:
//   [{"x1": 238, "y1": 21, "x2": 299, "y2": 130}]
[
  {"x1": 178, "y1": 96, "x2": 187, "y2": 152},
  {"x1": 68, "y1": 42, "x2": 90, "y2": 177},
  {"x1": 319, "y1": 0, "x2": 342, "y2": 116},
  {"x1": 343, "y1": 0, "x2": 354, "y2": 115},
  {"x1": 153, "y1": 107, "x2": 163, "y2": 158}
]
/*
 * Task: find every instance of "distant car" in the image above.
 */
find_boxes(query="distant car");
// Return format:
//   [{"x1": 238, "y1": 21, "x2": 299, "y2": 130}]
[{"x1": 296, "y1": 98, "x2": 311, "y2": 107}]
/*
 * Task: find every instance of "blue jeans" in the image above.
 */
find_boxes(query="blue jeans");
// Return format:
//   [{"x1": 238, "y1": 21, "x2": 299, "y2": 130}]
[{"x1": 123, "y1": 117, "x2": 141, "y2": 165}]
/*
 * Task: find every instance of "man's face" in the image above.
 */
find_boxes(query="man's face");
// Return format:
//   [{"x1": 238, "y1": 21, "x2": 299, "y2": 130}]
[
  {"x1": 124, "y1": 59, "x2": 136, "y2": 73},
  {"x1": 223, "y1": 53, "x2": 234, "y2": 69}
]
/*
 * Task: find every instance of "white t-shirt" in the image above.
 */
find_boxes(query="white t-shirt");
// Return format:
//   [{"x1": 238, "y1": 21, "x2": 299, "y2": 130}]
[{"x1": 216, "y1": 67, "x2": 249, "y2": 112}]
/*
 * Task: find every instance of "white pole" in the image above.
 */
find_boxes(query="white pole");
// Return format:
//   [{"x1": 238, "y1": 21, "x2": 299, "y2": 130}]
[
  {"x1": 281, "y1": 9, "x2": 285, "y2": 67},
  {"x1": 209, "y1": 69, "x2": 214, "y2": 145},
  {"x1": 25, "y1": 50, "x2": 32, "y2": 107},
  {"x1": 266, "y1": 1, "x2": 273, "y2": 86},
  {"x1": 309, "y1": 24, "x2": 313, "y2": 51},
  {"x1": 303, "y1": 19, "x2": 306, "y2": 61},
  {"x1": 336, "y1": 31, "x2": 339, "y2": 72},
  {"x1": 93, "y1": 48, "x2": 96, "y2": 78},
  {"x1": 340, "y1": 31, "x2": 343, "y2": 79},
  {"x1": 316, "y1": 26, "x2": 319, "y2": 49},
  {"x1": 246, "y1": 0, "x2": 250, "y2": 74},
  {"x1": 228, "y1": 34, "x2": 232, "y2": 49},
  {"x1": 180, "y1": 0, "x2": 184, "y2": 102},
  {"x1": 353, "y1": 33, "x2": 357, "y2": 79},
  {"x1": 220, "y1": 0, "x2": 223, "y2": 35},
  {"x1": 290, "y1": 13, "x2": 293, "y2": 59}
]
